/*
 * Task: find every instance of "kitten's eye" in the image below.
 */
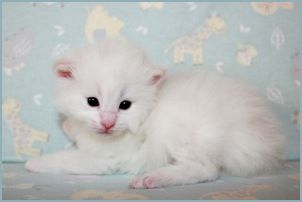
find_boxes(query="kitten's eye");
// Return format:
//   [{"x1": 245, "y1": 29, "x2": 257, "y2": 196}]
[
  {"x1": 119, "y1": 100, "x2": 131, "y2": 110},
  {"x1": 87, "y1": 97, "x2": 99, "y2": 107}
]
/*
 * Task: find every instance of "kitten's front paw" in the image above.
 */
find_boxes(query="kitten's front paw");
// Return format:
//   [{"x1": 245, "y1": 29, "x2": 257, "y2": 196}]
[
  {"x1": 25, "y1": 158, "x2": 60, "y2": 174},
  {"x1": 129, "y1": 175, "x2": 163, "y2": 189},
  {"x1": 25, "y1": 158, "x2": 45, "y2": 173}
]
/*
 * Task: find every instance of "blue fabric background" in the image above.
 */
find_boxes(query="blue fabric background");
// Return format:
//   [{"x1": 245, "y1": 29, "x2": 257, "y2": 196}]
[{"x1": 2, "y1": 2, "x2": 300, "y2": 161}]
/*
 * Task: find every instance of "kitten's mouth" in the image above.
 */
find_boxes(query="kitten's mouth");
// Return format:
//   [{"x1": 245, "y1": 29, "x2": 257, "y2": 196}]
[{"x1": 97, "y1": 129, "x2": 114, "y2": 136}]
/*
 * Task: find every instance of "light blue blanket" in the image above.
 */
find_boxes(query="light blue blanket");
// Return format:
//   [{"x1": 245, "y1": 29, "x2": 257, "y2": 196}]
[
  {"x1": 2, "y1": 2, "x2": 299, "y2": 162},
  {"x1": 2, "y1": 3, "x2": 300, "y2": 200},
  {"x1": 2, "y1": 161, "x2": 299, "y2": 199}
]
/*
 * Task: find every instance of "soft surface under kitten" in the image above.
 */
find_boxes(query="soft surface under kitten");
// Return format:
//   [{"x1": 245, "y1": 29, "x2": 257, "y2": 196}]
[{"x1": 25, "y1": 37, "x2": 284, "y2": 189}]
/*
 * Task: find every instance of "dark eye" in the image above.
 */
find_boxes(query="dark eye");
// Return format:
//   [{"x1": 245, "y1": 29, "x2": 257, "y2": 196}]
[
  {"x1": 119, "y1": 100, "x2": 131, "y2": 110},
  {"x1": 87, "y1": 97, "x2": 99, "y2": 107}
]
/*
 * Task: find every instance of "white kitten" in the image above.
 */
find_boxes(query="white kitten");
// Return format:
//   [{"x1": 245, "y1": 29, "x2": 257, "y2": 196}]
[{"x1": 25, "y1": 37, "x2": 284, "y2": 189}]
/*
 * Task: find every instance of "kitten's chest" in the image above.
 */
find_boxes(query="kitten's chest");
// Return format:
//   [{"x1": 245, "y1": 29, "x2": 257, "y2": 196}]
[{"x1": 76, "y1": 132, "x2": 142, "y2": 159}]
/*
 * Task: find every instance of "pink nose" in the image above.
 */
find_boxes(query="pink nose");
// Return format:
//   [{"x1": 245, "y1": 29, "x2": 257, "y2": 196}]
[
  {"x1": 101, "y1": 111, "x2": 117, "y2": 131},
  {"x1": 101, "y1": 121, "x2": 115, "y2": 130}
]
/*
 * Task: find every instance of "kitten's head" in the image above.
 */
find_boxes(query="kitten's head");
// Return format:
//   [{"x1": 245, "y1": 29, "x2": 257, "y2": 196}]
[{"x1": 53, "y1": 37, "x2": 164, "y2": 137}]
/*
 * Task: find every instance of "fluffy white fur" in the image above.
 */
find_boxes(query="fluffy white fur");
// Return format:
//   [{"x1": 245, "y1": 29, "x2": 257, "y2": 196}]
[{"x1": 25, "y1": 37, "x2": 285, "y2": 189}]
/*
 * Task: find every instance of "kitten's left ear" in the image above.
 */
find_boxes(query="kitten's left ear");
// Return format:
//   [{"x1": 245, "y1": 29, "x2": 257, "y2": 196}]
[
  {"x1": 53, "y1": 58, "x2": 74, "y2": 79},
  {"x1": 149, "y1": 66, "x2": 165, "y2": 85}
]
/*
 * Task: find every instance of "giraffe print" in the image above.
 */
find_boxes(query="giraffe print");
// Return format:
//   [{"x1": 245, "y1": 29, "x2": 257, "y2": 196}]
[
  {"x1": 237, "y1": 44, "x2": 258, "y2": 67},
  {"x1": 166, "y1": 13, "x2": 226, "y2": 65},
  {"x1": 85, "y1": 5, "x2": 125, "y2": 43},
  {"x1": 3, "y1": 98, "x2": 49, "y2": 158},
  {"x1": 251, "y1": 2, "x2": 294, "y2": 16}
]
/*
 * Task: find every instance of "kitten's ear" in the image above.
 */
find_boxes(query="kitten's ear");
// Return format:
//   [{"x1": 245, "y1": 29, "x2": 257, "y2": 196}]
[
  {"x1": 149, "y1": 66, "x2": 165, "y2": 85},
  {"x1": 53, "y1": 58, "x2": 74, "y2": 79}
]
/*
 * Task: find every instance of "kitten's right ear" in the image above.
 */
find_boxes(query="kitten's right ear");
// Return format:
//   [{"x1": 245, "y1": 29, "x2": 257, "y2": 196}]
[{"x1": 53, "y1": 59, "x2": 74, "y2": 79}]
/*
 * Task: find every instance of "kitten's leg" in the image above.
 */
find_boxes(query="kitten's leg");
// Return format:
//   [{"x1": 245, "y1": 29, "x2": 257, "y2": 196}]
[
  {"x1": 25, "y1": 150, "x2": 114, "y2": 175},
  {"x1": 129, "y1": 160, "x2": 219, "y2": 189}
]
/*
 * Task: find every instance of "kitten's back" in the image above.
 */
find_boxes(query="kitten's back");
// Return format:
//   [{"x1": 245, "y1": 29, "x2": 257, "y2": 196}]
[{"x1": 146, "y1": 70, "x2": 284, "y2": 176}]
